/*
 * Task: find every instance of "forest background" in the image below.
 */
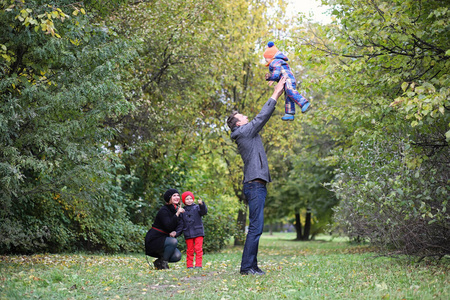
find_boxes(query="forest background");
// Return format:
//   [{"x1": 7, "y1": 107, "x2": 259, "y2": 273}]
[{"x1": 1, "y1": 0, "x2": 448, "y2": 259}]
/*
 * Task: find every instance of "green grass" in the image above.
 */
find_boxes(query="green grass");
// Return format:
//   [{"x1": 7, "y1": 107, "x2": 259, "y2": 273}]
[{"x1": 1, "y1": 233, "x2": 448, "y2": 299}]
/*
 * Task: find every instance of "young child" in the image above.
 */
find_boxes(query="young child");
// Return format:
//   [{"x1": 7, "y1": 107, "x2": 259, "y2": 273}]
[
  {"x1": 264, "y1": 41, "x2": 310, "y2": 121},
  {"x1": 180, "y1": 191, "x2": 207, "y2": 269}
]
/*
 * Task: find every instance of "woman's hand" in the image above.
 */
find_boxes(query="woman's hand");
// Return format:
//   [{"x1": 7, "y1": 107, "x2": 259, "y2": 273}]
[{"x1": 169, "y1": 231, "x2": 176, "y2": 237}]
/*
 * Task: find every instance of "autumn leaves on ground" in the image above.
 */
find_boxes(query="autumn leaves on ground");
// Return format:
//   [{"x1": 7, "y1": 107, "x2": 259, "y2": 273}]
[{"x1": 1, "y1": 233, "x2": 449, "y2": 299}]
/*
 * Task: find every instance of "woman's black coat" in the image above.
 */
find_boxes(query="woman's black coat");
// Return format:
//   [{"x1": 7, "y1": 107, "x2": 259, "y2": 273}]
[{"x1": 145, "y1": 204, "x2": 182, "y2": 258}]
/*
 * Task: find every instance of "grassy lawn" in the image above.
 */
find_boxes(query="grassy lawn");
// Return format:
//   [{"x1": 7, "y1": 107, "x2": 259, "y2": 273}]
[{"x1": 1, "y1": 232, "x2": 448, "y2": 299}]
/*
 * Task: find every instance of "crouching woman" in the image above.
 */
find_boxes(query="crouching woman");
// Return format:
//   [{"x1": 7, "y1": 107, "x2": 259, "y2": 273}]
[{"x1": 145, "y1": 188, "x2": 184, "y2": 269}]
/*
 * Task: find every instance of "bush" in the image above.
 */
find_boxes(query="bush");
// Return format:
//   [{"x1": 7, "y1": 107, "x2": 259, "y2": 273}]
[
  {"x1": 0, "y1": 189, "x2": 146, "y2": 254},
  {"x1": 176, "y1": 205, "x2": 239, "y2": 253},
  {"x1": 332, "y1": 138, "x2": 449, "y2": 258}
]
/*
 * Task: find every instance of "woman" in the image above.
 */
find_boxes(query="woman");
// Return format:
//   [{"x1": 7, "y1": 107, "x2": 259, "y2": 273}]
[{"x1": 145, "y1": 188, "x2": 184, "y2": 269}]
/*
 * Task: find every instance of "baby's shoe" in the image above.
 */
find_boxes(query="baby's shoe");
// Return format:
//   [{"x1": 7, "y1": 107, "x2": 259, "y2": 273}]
[
  {"x1": 301, "y1": 102, "x2": 311, "y2": 113},
  {"x1": 281, "y1": 114, "x2": 294, "y2": 121}
]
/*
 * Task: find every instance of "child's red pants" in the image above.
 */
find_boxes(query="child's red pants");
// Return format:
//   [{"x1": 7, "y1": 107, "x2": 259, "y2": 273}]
[{"x1": 185, "y1": 236, "x2": 204, "y2": 268}]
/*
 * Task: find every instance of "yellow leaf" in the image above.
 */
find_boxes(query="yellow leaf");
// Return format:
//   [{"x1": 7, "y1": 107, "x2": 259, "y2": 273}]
[
  {"x1": 401, "y1": 82, "x2": 409, "y2": 92},
  {"x1": 81, "y1": 8, "x2": 86, "y2": 15},
  {"x1": 20, "y1": 9, "x2": 28, "y2": 17}
]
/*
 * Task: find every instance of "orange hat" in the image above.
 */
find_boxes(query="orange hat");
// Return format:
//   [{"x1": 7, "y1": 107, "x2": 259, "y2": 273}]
[
  {"x1": 263, "y1": 41, "x2": 278, "y2": 59},
  {"x1": 181, "y1": 191, "x2": 194, "y2": 204}
]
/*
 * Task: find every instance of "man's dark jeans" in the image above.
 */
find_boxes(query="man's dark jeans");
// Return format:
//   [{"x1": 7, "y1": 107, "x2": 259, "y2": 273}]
[{"x1": 240, "y1": 181, "x2": 267, "y2": 272}]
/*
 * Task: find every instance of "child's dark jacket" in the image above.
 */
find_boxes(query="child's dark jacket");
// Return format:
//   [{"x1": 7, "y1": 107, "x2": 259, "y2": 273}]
[{"x1": 179, "y1": 203, "x2": 207, "y2": 239}]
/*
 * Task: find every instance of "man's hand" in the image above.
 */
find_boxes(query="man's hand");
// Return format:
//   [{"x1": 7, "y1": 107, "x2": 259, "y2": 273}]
[{"x1": 271, "y1": 76, "x2": 287, "y2": 101}]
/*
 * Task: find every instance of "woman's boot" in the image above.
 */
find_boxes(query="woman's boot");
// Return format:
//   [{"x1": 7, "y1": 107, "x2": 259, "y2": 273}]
[
  {"x1": 153, "y1": 258, "x2": 163, "y2": 270},
  {"x1": 161, "y1": 260, "x2": 169, "y2": 269}
]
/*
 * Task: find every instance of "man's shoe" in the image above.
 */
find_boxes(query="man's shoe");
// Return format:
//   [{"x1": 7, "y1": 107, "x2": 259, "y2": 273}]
[
  {"x1": 281, "y1": 114, "x2": 294, "y2": 121},
  {"x1": 253, "y1": 266, "x2": 266, "y2": 275},
  {"x1": 301, "y1": 102, "x2": 310, "y2": 113},
  {"x1": 240, "y1": 268, "x2": 265, "y2": 275}
]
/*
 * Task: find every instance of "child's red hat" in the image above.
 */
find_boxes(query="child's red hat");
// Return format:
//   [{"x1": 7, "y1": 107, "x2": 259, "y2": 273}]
[
  {"x1": 181, "y1": 191, "x2": 194, "y2": 204},
  {"x1": 263, "y1": 41, "x2": 278, "y2": 59}
]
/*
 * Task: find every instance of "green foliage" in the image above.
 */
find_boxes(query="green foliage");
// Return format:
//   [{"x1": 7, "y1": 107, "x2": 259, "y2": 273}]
[
  {"x1": 266, "y1": 127, "x2": 339, "y2": 239},
  {"x1": 201, "y1": 209, "x2": 241, "y2": 252},
  {"x1": 332, "y1": 138, "x2": 449, "y2": 256},
  {"x1": 2, "y1": 0, "x2": 447, "y2": 257},
  {"x1": 177, "y1": 205, "x2": 240, "y2": 253},
  {"x1": 1, "y1": 0, "x2": 268, "y2": 255},
  {"x1": 0, "y1": 0, "x2": 138, "y2": 253},
  {"x1": 102, "y1": 0, "x2": 230, "y2": 225},
  {"x1": 295, "y1": 0, "x2": 450, "y2": 256},
  {"x1": 107, "y1": 0, "x2": 291, "y2": 244}
]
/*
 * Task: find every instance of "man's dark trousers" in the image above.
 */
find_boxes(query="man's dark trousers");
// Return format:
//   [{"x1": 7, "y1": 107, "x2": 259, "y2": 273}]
[{"x1": 240, "y1": 181, "x2": 267, "y2": 272}]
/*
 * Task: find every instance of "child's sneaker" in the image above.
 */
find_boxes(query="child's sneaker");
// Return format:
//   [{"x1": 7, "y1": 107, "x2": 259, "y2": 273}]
[
  {"x1": 301, "y1": 102, "x2": 310, "y2": 113},
  {"x1": 281, "y1": 114, "x2": 294, "y2": 121}
]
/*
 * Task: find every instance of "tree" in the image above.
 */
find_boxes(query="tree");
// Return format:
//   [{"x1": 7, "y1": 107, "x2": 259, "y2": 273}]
[
  {"x1": 267, "y1": 128, "x2": 338, "y2": 240},
  {"x1": 296, "y1": 0, "x2": 449, "y2": 257},
  {"x1": 102, "y1": 0, "x2": 271, "y2": 250},
  {"x1": 194, "y1": 0, "x2": 292, "y2": 245},
  {"x1": 0, "y1": 0, "x2": 140, "y2": 253}
]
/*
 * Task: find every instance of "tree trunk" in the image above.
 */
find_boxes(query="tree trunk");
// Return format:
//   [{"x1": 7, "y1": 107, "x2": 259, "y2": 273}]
[
  {"x1": 294, "y1": 212, "x2": 303, "y2": 240},
  {"x1": 234, "y1": 207, "x2": 247, "y2": 246},
  {"x1": 269, "y1": 223, "x2": 273, "y2": 235},
  {"x1": 303, "y1": 208, "x2": 312, "y2": 241}
]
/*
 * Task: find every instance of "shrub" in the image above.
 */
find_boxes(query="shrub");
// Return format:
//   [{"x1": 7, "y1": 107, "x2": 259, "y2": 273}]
[
  {"x1": 332, "y1": 139, "x2": 449, "y2": 258},
  {"x1": 176, "y1": 205, "x2": 239, "y2": 253}
]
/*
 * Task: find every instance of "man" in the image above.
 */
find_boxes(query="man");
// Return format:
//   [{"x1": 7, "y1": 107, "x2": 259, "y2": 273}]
[{"x1": 226, "y1": 77, "x2": 287, "y2": 275}]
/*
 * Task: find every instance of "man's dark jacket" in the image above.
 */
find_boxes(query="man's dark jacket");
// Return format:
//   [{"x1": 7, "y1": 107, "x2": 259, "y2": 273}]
[{"x1": 230, "y1": 98, "x2": 276, "y2": 183}]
